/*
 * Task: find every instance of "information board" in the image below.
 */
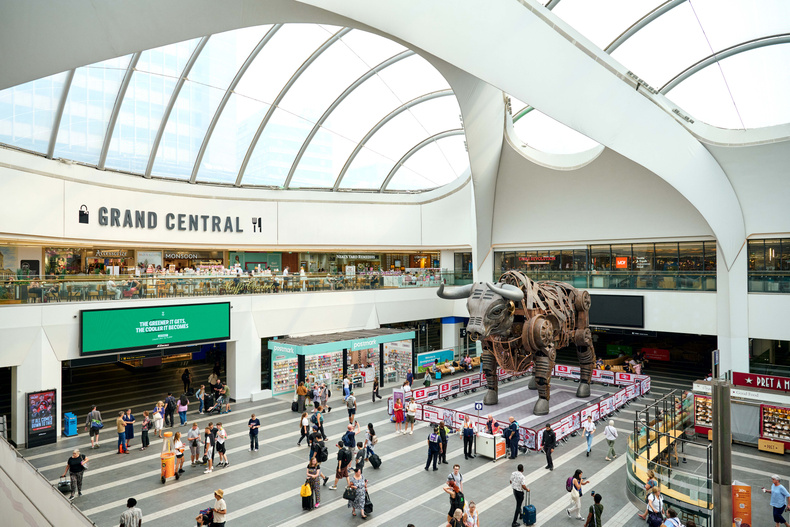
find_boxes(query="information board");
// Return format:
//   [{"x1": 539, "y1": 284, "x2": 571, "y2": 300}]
[
  {"x1": 27, "y1": 389, "x2": 57, "y2": 448},
  {"x1": 81, "y1": 302, "x2": 230, "y2": 355}
]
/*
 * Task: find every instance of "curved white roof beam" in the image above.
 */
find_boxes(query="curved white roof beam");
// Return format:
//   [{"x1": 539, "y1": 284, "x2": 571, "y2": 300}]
[
  {"x1": 98, "y1": 52, "x2": 141, "y2": 169},
  {"x1": 605, "y1": 0, "x2": 687, "y2": 53},
  {"x1": 379, "y1": 129, "x2": 464, "y2": 192},
  {"x1": 189, "y1": 25, "x2": 282, "y2": 184},
  {"x1": 660, "y1": 33, "x2": 790, "y2": 94},
  {"x1": 45, "y1": 69, "x2": 75, "y2": 159},
  {"x1": 284, "y1": 49, "x2": 415, "y2": 188},
  {"x1": 331, "y1": 89, "x2": 454, "y2": 190},
  {"x1": 144, "y1": 37, "x2": 209, "y2": 178},
  {"x1": 236, "y1": 27, "x2": 351, "y2": 187},
  {"x1": 298, "y1": 0, "x2": 745, "y2": 267}
]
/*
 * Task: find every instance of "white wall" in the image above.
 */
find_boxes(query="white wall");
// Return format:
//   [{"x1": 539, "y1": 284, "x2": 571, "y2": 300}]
[
  {"x1": 749, "y1": 294, "x2": 790, "y2": 342},
  {"x1": 493, "y1": 144, "x2": 714, "y2": 246}
]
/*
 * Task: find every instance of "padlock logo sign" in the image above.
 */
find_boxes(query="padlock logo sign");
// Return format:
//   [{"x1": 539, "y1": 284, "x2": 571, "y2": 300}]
[{"x1": 78, "y1": 205, "x2": 89, "y2": 224}]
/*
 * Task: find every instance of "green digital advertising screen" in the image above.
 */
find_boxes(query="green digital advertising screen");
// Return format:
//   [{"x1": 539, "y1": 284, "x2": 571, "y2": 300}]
[{"x1": 80, "y1": 302, "x2": 230, "y2": 355}]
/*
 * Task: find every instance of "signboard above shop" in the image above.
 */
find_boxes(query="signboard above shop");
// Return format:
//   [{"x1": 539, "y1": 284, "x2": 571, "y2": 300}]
[{"x1": 733, "y1": 372, "x2": 790, "y2": 393}]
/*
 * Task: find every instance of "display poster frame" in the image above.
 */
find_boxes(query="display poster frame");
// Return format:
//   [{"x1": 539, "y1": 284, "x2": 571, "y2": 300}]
[
  {"x1": 27, "y1": 389, "x2": 57, "y2": 448},
  {"x1": 416, "y1": 349, "x2": 454, "y2": 374}
]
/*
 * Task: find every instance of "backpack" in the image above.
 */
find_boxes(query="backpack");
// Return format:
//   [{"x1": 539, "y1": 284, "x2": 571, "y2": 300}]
[
  {"x1": 371, "y1": 434, "x2": 378, "y2": 445},
  {"x1": 310, "y1": 413, "x2": 319, "y2": 427},
  {"x1": 318, "y1": 444, "x2": 328, "y2": 462},
  {"x1": 166, "y1": 397, "x2": 176, "y2": 411},
  {"x1": 179, "y1": 394, "x2": 188, "y2": 406},
  {"x1": 566, "y1": 477, "x2": 574, "y2": 492},
  {"x1": 342, "y1": 431, "x2": 354, "y2": 448}
]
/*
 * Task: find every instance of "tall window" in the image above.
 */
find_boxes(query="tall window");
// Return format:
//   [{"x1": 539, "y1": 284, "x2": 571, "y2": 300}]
[
  {"x1": 590, "y1": 245, "x2": 611, "y2": 271},
  {"x1": 655, "y1": 243, "x2": 679, "y2": 271}
]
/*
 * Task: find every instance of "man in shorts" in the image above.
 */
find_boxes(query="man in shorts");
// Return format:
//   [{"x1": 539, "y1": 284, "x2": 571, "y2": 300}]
[
  {"x1": 203, "y1": 425, "x2": 215, "y2": 474},
  {"x1": 406, "y1": 398, "x2": 417, "y2": 435},
  {"x1": 85, "y1": 405, "x2": 102, "y2": 449},
  {"x1": 186, "y1": 422, "x2": 201, "y2": 466},
  {"x1": 345, "y1": 391, "x2": 357, "y2": 424},
  {"x1": 216, "y1": 422, "x2": 228, "y2": 467},
  {"x1": 328, "y1": 441, "x2": 353, "y2": 490}
]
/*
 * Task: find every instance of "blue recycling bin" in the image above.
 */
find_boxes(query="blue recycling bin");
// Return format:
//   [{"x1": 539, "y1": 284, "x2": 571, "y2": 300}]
[{"x1": 64, "y1": 412, "x2": 77, "y2": 437}]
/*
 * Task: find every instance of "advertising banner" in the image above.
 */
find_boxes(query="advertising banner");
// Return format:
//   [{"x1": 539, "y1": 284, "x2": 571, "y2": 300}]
[
  {"x1": 460, "y1": 374, "x2": 482, "y2": 391},
  {"x1": 439, "y1": 379, "x2": 460, "y2": 398},
  {"x1": 599, "y1": 396, "x2": 614, "y2": 416},
  {"x1": 422, "y1": 405, "x2": 443, "y2": 423},
  {"x1": 520, "y1": 428, "x2": 537, "y2": 450},
  {"x1": 554, "y1": 364, "x2": 581, "y2": 380},
  {"x1": 416, "y1": 349, "x2": 454, "y2": 373},
  {"x1": 625, "y1": 383, "x2": 639, "y2": 399},
  {"x1": 733, "y1": 371, "x2": 790, "y2": 393},
  {"x1": 552, "y1": 412, "x2": 581, "y2": 441},
  {"x1": 81, "y1": 302, "x2": 230, "y2": 355},
  {"x1": 581, "y1": 403, "x2": 600, "y2": 422},
  {"x1": 413, "y1": 385, "x2": 439, "y2": 403},
  {"x1": 591, "y1": 369, "x2": 615, "y2": 384},
  {"x1": 732, "y1": 484, "x2": 752, "y2": 526},
  {"x1": 497, "y1": 368, "x2": 513, "y2": 380},
  {"x1": 614, "y1": 389, "x2": 627, "y2": 409},
  {"x1": 639, "y1": 376, "x2": 651, "y2": 395},
  {"x1": 642, "y1": 347, "x2": 670, "y2": 361},
  {"x1": 27, "y1": 389, "x2": 57, "y2": 448},
  {"x1": 615, "y1": 372, "x2": 636, "y2": 385}
]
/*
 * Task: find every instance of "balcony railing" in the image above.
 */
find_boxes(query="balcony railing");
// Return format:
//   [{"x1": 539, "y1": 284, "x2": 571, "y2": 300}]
[
  {"x1": 748, "y1": 272, "x2": 790, "y2": 293},
  {"x1": 0, "y1": 272, "x2": 465, "y2": 305},
  {"x1": 495, "y1": 270, "x2": 717, "y2": 291}
]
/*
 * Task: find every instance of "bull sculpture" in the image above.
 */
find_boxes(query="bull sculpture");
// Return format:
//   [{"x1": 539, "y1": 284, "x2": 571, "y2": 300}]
[{"x1": 437, "y1": 270, "x2": 595, "y2": 415}]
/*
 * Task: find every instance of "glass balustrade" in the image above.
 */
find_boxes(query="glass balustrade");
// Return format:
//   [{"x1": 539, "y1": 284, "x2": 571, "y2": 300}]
[{"x1": 494, "y1": 270, "x2": 717, "y2": 291}]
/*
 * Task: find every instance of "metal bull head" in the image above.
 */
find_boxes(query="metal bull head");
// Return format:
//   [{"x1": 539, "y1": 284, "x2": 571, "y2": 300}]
[{"x1": 436, "y1": 282, "x2": 524, "y2": 341}]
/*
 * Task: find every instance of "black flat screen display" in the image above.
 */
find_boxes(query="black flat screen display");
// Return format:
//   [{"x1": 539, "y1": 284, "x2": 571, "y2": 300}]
[{"x1": 589, "y1": 294, "x2": 644, "y2": 328}]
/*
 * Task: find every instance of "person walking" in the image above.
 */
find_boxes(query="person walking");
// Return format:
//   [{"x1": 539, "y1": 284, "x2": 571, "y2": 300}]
[
  {"x1": 461, "y1": 415, "x2": 476, "y2": 459},
  {"x1": 118, "y1": 497, "x2": 143, "y2": 527},
  {"x1": 182, "y1": 368, "x2": 192, "y2": 394},
  {"x1": 298, "y1": 411, "x2": 310, "y2": 447},
  {"x1": 464, "y1": 501, "x2": 479, "y2": 527},
  {"x1": 122, "y1": 409, "x2": 135, "y2": 450},
  {"x1": 510, "y1": 464, "x2": 530, "y2": 527},
  {"x1": 506, "y1": 416, "x2": 519, "y2": 459},
  {"x1": 248, "y1": 413, "x2": 260, "y2": 451},
  {"x1": 329, "y1": 441, "x2": 352, "y2": 490},
  {"x1": 583, "y1": 415, "x2": 596, "y2": 457},
  {"x1": 407, "y1": 398, "x2": 417, "y2": 435},
  {"x1": 447, "y1": 464, "x2": 464, "y2": 492},
  {"x1": 354, "y1": 441, "x2": 366, "y2": 471},
  {"x1": 443, "y1": 480, "x2": 465, "y2": 523},
  {"x1": 116, "y1": 411, "x2": 128, "y2": 454},
  {"x1": 296, "y1": 381, "x2": 309, "y2": 413},
  {"x1": 643, "y1": 487, "x2": 665, "y2": 527},
  {"x1": 448, "y1": 508, "x2": 464, "y2": 527},
  {"x1": 566, "y1": 469, "x2": 589, "y2": 519},
  {"x1": 394, "y1": 398, "x2": 404, "y2": 434},
  {"x1": 153, "y1": 401, "x2": 164, "y2": 438},
  {"x1": 212, "y1": 489, "x2": 227, "y2": 527},
  {"x1": 542, "y1": 423, "x2": 557, "y2": 470},
  {"x1": 345, "y1": 390, "x2": 357, "y2": 424},
  {"x1": 186, "y1": 422, "x2": 201, "y2": 466},
  {"x1": 203, "y1": 425, "x2": 215, "y2": 474},
  {"x1": 343, "y1": 375, "x2": 351, "y2": 398},
  {"x1": 313, "y1": 406, "x2": 328, "y2": 441},
  {"x1": 306, "y1": 457, "x2": 324, "y2": 508},
  {"x1": 585, "y1": 492, "x2": 604, "y2": 527},
  {"x1": 174, "y1": 431, "x2": 186, "y2": 474},
  {"x1": 342, "y1": 422, "x2": 359, "y2": 454},
  {"x1": 638, "y1": 470, "x2": 659, "y2": 520},
  {"x1": 320, "y1": 382, "x2": 331, "y2": 412},
  {"x1": 425, "y1": 424, "x2": 442, "y2": 471},
  {"x1": 312, "y1": 383, "x2": 322, "y2": 411},
  {"x1": 221, "y1": 381, "x2": 232, "y2": 413},
  {"x1": 604, "y1": 420, "x2": 618, "y2": 461},
  {"x1": 662, "y1": 508, "x2": 683, "y2": 527},
  {"x1": 196, "y1": 385, "x2": 205, "y2": 414},
  {"x1": 308, "y1": 427, "x2": 324, "y2": 461},
  {"x1": 406, "y1": 369, "x2": 414, "y2": 387},
  {"x1": 140, "y1": 411, "x2": 151, "y2": 451},
  {"x1": 372, "y1": 376, "x2": 382, "y2": 402},
  {"x1": 762, "y1": 476, "x2": 790, "y2": 527},
  {"x1": 177, "y1": 395, "x2": 189, "y2": 426},
  {"x1": 216, "y1": 422, "x2": 228, "y2": 467},
  {"x1": 85, "y1": 405, "x2": 103, "y2": 449},
  {"x1": 438, "y1": 422, "x2": 450, "y2": 464},
  {"x1": 348, "y1": 467, "x2": 368, "y2": 518},
  {"x1": 164, "y1": 392, "x2": 176, "y2": 428},
  {"x1": 365, "y1": 423, "x2": 377, "y2": 459},
  {"x1": 61, "y1": 449, "x2": 89, "y2": 501}
]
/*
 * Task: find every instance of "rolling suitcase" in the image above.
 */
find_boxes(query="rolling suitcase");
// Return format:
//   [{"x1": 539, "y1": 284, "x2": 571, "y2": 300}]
[
  {"x1": 369, "y1": 453, "x2": 382, "y2": 469},
  {"x1": 57, "y1": 476, "x2": 71, "y2": 494},
  {"x1": 291, "y1": 401, "x2": 299, "y2": 412},
  {"x1": 522, "y1": 490, "x2": 536, "y2": 525}
]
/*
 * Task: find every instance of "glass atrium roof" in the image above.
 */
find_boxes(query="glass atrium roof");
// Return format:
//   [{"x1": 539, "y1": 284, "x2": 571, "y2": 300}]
[
  {"x1": 0, "y1": 24, "x2": 469, "y2": 193},
  {"x1": 513, "y1": 0, "x2": 790, "y2": 151}
]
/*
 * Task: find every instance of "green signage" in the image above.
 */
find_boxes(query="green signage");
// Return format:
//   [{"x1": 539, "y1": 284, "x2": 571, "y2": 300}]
[{"x1": 80, "y1": 302, "x2": 230, "y2": 355}]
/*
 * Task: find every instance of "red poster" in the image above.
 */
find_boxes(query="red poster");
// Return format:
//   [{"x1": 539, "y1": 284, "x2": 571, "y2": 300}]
[
  {"x1": 642, "y1": 347, "x2": 670, "y2": 361},
  {"x1": 615, "y1": 257, "x2": 628, "y2": 269},
  {"x1": 732, "y1": 485, "x2": 752, "y2": 526},
  {"x1": 733, "y1": 372, "x2": 790, "y2": 393}
]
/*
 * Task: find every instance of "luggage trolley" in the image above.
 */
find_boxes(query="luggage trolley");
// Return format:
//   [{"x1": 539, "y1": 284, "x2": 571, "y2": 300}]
[{"x1": 160, "y1": 431, "x2": 179, "y2": 483}]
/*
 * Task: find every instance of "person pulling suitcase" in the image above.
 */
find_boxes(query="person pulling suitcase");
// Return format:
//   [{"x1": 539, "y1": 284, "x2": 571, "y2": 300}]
[{"x1": 522, "y1": 488, "x2": 537, "y2": 526}]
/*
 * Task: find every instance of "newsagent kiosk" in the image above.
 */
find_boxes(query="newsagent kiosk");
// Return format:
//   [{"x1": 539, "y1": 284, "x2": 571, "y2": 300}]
[{"x1": 269, "y1": 328, "x2": 415, "y2": 395}]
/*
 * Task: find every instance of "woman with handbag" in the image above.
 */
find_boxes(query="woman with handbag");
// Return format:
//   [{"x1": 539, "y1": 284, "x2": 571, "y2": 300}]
[
  {"x1": 638, "y1": 471, "x2": 659, "y2": 520},
  {"x1": 296, "y1": 382, "x2": 308, "y2": 413},
  {"x1": 174, "y1": 431, "x2": 186, "y2": 474},
  {"x1": 644, "y1": 487, "x2": 665, "y2": 527},
  {"x1": 306, "y1": 457, "x2": 323, "y2": 507},
  {"x1": 85, "y1": 405, "x2": 102, "y2": 449},
  {"x1": 348, "y1": 467, "x2": 368, "y2": 518},
  {"x1": 153, "y1": 401, "x2": 164, "y2": 438},
  {"x1": 140, "y1": 411, "x2": 151, "y2": 451},
  {"x1": 566, "y1": 469, "x2": 589, "y2": 519},
  {"x1": 393, "y1": 398, "x2": 404, "y2": 434},
  {"x1": 61, "y1": 449, "x2": 89, "y2": 501}
]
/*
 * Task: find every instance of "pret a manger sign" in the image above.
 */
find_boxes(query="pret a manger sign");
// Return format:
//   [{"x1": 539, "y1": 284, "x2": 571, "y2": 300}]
[
  {"x1": 80, "y1": 302, "x2": 230, "y2": 355},
  {"x1": 733, "y1": 372, "x2": 790, "y2": 392}
]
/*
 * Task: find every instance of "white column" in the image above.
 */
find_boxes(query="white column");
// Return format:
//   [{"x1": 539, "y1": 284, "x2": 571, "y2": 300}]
[
  {"x1": 12, "y1": 329, "x2": 61, "y2": 447},
  {"x1": 227, "y1": 305, "x2": 262, "y2": 403},
  {"x1": 439, "y1": 250, "x2": 455, "y2": 273},
  {"x1": 716, "y1": 244, "x2": 749, "y2": 375}
]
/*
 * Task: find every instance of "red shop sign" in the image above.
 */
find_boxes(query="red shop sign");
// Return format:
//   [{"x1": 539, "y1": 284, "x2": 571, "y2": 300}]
[
  {"x1": 733, "y1": 372, "x2": 790, "y2": 393},
  {"x1": 642, "y1": 348, "x2": 670, "y2": 361}
]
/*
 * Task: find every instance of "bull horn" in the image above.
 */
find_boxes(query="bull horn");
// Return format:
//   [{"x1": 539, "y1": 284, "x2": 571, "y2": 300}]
[
  {"x1": 436, "y1": 283, "x2": 474, "y2": 299},
  {"x1": 486, "y1": 282, "x2": 523, "y2": 302}
]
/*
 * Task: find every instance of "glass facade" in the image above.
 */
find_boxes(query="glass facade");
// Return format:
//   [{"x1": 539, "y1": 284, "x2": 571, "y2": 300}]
[
  {"x1": 494, "y1": 241, "x2": 717, "y2": 291},
  {"x1": 748, "y1": 238, "x2": 790, "y2": 292}
]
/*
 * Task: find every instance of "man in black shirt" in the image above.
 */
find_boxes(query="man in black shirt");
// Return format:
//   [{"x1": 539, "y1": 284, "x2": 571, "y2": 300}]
[
  {"x1": 329, "y1": 441, "x2": 352, "y2": 490},
  {"x1": 542, "y1": 423, "x2": 557, "y2": 471}
]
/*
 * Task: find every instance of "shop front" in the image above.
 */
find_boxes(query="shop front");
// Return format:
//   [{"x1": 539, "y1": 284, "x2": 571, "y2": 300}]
[
  {"x1": 44, "y1": 247, "x2": 83, "y2": 275},
  {"x1": 333, "y1": 253, "x2": 381, "y2": 274},
  {"x1": 83, "y1": 248, "x2": 136, "y2": 275},
  {"x1": 229, "y1": 251, "x2": 282, "y2": 273},
  {"x1": 163, "y1": 250, "x2": 225, "y2": 272},
  {"x1": 267, "y1": 329, "x2": 415, "y2": 395}
]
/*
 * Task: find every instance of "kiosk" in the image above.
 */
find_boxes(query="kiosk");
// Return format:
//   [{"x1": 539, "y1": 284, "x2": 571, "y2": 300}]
[{"x1": 477, "y1": 432, "x2": 507, "y2": 461}]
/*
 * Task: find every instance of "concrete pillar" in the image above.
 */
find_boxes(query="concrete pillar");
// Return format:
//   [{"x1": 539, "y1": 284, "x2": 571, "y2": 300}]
[
  {"x1": 12, "y1": 329, "x2": 61, "y2": 447},
  {"x1": 439, "y1": 250, "x2": 455, "y2": 273},
  {"x1": 716, "y1": 244, "x2": 749, "y2": 375},
  {"x1": 227, "y1": 305, "x2": 261, "y2": 403}
]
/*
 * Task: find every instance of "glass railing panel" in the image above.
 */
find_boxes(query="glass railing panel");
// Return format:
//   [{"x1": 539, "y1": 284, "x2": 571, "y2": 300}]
[
  {"x1": 748, "y1": 273, "x2": 790, "y2": 293},
  {"x1": 493, "y1": 270, "x2": 716, "y2": 291}
]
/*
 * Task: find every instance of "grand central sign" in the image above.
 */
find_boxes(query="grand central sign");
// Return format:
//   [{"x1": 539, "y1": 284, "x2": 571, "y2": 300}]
[{"x1": 92, "y1": 207, "x2": 247, "y2": 233}]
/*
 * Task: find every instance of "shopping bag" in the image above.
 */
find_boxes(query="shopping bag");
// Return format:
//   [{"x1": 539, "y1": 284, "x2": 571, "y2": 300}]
[{"x1": 300, "y1": 481, "x2": 312, "y2": 497}]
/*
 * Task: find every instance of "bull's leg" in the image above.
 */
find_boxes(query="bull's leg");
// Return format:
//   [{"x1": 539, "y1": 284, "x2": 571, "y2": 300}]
[
  {"x1": 481, "y1": 349, "x2": 499, "y2": 405},
  {"x1": 575, "y1": 342, "x2": 596, "y2": 398},
  {"x1": 532, "y1": 352, "x2": 553, "y2": 415},
  {"x1": 528, "y1": 375, "x2": 537, "y2": 390}
]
